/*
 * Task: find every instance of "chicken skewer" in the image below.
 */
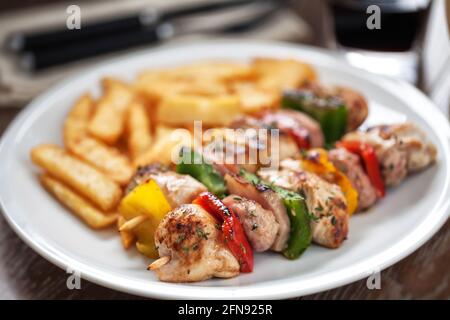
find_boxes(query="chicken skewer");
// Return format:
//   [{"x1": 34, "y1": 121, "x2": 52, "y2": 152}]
[{"x1": 122, "y1": 112, "x2": 437, "y2": 283}]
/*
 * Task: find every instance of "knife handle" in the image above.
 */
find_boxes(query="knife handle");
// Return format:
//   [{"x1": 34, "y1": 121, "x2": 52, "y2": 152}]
[
  {"x1": 21, "y1": 23, "x2": 173, "y2": 71},
  {"x1": 7, "y1": 8, "x2": 159, "y2": 53}
]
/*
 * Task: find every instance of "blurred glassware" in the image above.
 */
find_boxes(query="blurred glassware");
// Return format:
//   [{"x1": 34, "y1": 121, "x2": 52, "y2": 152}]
[{"x1": 327, "y1": 0, "x2": 431, "y2": 85}]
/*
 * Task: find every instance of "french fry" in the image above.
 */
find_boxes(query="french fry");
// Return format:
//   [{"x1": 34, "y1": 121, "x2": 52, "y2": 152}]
[
  {"x1": 40, "y1": 175, "x2": 117, "y2": 229},
  {"x1": 63, "y1": 94, "x2": 95, "y2": 147},
  {"x1": 134, "y1": 125, "x2": 196, "y2": 167},
  {"x1": 117, "y1": 216, "x2": 136, "y2": 249},
  {"x1": 31, "y1": 144, "x2": 122, "y2": 211},
  {"x1": 157, "y1": 94, "x2": 241, "y2": 127},
  {"x1": 67, "y1": 136, "x2": 133, "y2": 185},
  {"x1": 88, "y1": 78, "x2": 134, "y2": 145},
  {"x1": 126, "y1": 101, "x2": 152, "y2": 160}
]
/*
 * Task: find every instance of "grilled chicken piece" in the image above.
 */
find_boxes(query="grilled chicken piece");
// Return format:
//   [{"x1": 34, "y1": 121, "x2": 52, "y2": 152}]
[
  {"x1": 342, "y1": 129, "x2": 408, "y2": 186},
  {"x1": 153, "y1": 204, "x2": 240, "y2": 282},
  {"x1": 277, "y1": 135, "x2": 302, "y2": 164},
  {"x1": 258, "y1": 110, "x2": 325, "y2": 147},
  {"x1": 224, "y1": 174, "x2": 290, "y2": 252},
  {"x1": 258, "y1": 164, "x2": 348, "y2": 249},
  {"x1": 228, "y1": 114, "x2": 300, "y2": 169},
  {"x1": 368, "y1": 123, "x2": 437, "y2": 172},
  {"x1": 127, "y1": 163, "x2": 207, "y2": 207},
  {"x1": 229, "y1": 114, "x2": 261, "y2": 130},
  {"x1": 202, "y1": 129, "x2": 261, "y2": 174},
  {"x1": 333, "y1": 86, "x2": 369, "y2": 132},
  {"x1": 223, "y1": 195, "x2": 279, "y2": 252},
  {"x1": 328, "y1": 148, "x2": 378, "y2": 211}
]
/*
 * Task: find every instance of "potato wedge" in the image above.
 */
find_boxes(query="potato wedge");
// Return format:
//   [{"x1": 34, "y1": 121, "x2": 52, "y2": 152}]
[
  {"x1": 126, "y1": 101, "x2": 152, "y2": 160},
  {"x1": 31, "y1": 144, "x2": 122, "y2": 211},
  {"x1": 135, "y1": 62, "x2": 251, "y2": 102},
  {"x1": 135, "y1": 77, "x2": 228, "y2": 104},
  {"x1": 63, "y1": 94, "x2": 95, "y2": 147},
  {"x1": 134, "y1": 125, "x2": 196, "y2": 167},
  {"x1": 67, "y1": 136, "x2": 133, "y2": 185},
  {"x1": 166, "y1": 61, "x2": 254, "y2": 81},
  {"x1": 138, "y1": 61, "x2": 252, "y2": 83},
  {"x1": 40, "y1": 175, "x2": 117, "y2": 229},
  {"x1": 231, "y1": 82, "x2": 279, "y2": 113},
  {"x1": 117, "y1": 216, "x2": 136, "y2": 249},
  {"x1": 88, "y1": 79, "x2": 134, "y2": 145},
  {"x1": 157, "y1": 94, "x2": 241, "y2": 127},
  {"x1": 252, "y1": 58, "x2": 317, "y2": 91}
]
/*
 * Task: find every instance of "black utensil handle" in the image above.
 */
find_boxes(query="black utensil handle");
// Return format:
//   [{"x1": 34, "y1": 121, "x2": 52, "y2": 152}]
[
  {"x1": 6, "y1": 0, "x2": 269, "y2": 53},
  {"x1": 7, "y1": 8, "x2": 159, "y2": 53},
  {"x1": 22, "y1": 24, "x2": 173, "y2": 71}
]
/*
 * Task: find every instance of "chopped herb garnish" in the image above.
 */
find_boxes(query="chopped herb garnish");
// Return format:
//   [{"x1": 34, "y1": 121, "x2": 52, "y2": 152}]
[
  {"x1": 252, "y1": 223, "x2": 258, "y2": 231},
  {"x1": 300, "y1": 149, "x2": 308, "y2": 158},
  {"x1": 315, "y1": 204, "x2": 324, "y2": 212},
  {"x1": 196, "y1": 225, "x2": 210, "y2": 240},
  {"x1": 239, "y1": 243, "x2": 247, "y2": 254},
  {"x1": 192, "y1": 243, "x2": 199, "y2": 251},
  {"x1": 176, "y1": 234, "x2": 185, "y2": 244},
  {"x1": 331, "y1": 216, "x2": 337, "y2": 226},
  {"x1": 182, "y1": 246, "x2": 190, "y2": 254}
]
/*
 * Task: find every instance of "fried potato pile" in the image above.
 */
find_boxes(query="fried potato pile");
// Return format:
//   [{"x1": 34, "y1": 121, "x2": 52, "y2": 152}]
[{"x1": 30, "y1": 58, "x2": 316, "y2": 248}]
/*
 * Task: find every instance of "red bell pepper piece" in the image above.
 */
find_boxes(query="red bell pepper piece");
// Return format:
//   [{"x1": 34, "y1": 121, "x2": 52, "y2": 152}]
[
  {"x1": 285, "y1": 127, "x2": 311, "y2": 149},
  {"x1": 193, "y1": 192, "x2": 254, "y2": 272},
  {"x1": 336, "y1": 140, "x2": 385, "y2": 197}
]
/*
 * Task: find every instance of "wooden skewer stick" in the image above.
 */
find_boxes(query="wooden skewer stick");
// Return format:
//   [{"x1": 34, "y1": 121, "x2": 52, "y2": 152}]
[
  {"x1": 119, "y1": 215, "x2": 147, "y2": 232},
  {"x1": 148, "y1": 256, "x2": 171, "y2": 270}
]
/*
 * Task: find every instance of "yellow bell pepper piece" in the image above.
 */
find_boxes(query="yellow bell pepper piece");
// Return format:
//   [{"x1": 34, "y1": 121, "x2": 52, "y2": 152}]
[
  {"x1": 119, "y1": 179, "x2": 171, "y2": 258},
  {"x1": 302, "y1": 149, "x2": 358, "y2": 216}
]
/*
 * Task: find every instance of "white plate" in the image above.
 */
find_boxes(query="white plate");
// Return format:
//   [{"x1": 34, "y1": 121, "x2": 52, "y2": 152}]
[{"x1": 0, "y1": 40, "x2": 449, "y2": 300}]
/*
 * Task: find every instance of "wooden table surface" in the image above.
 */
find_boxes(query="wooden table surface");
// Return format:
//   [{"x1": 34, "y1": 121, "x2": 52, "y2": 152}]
[{"x1": 0, "y1": 108, "x2": 449, "y2": 300}]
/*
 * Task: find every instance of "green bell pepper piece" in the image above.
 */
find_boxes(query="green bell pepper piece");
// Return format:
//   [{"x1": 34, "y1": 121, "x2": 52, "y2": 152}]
[
  {"x1": 176, "y1": 148, "x2": 227, "y2": 198},
  {"x1": 272, "y1": 186, "x2": 312, "y2": 259},
  {"x1": 239, "y1": 169, "x2": 312, "y2": 259},
  {"x1": 282, "y1": 89, "x2": 348, "y2": 145}
]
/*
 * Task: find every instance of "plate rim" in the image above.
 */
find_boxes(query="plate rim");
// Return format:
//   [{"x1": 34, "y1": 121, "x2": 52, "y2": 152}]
[{"x1": 0, "y1": 39, "x2": 449, "y2": 299}]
